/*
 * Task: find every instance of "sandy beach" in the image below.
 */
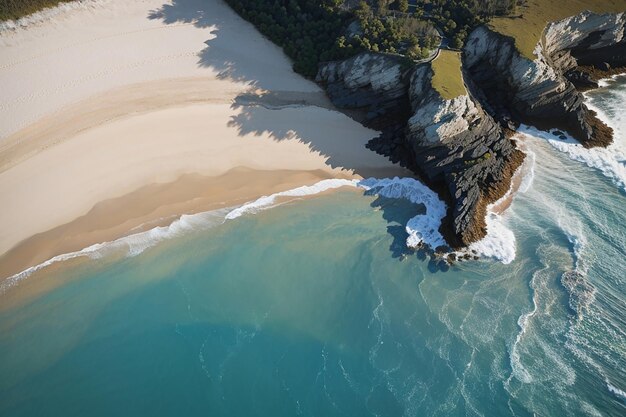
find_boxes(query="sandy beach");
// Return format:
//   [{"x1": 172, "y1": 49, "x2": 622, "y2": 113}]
[{"x1": 0, "y1": 0, "x2": 407, "y2": 280}]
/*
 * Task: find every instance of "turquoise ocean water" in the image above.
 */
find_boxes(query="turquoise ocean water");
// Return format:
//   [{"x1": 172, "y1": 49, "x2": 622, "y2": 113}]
[{"x1": 1, "y1": 77, "x2": 625, "y2": 416}]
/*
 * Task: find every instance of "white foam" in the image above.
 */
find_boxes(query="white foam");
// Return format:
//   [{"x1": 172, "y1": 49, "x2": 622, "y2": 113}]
[
  {"x1": 358, "y1": 177, "x2": 447, "y2": 249},
  {"x1": 1, "y1": 180, "x2": 359, "y2": 291},
  {"x1": 0, "y1": 208, "x2": 229, "y2": 294},
  {"x1": 0, "y1": 0, "x2": 111, "y2": 33},
  {"x1": 519, "y1": 125, "x2": 626, "y2": 192},
  {"x1": 465, "y1": 145, "x2": 535, "y2": 265},
  {"x1": 519, "y1": 77, "x2": 626, "y2": 193},
  {"x1": 518, "y1": 146, "x2": 536, "y2": 194},
  {"x1": 225, "y1": 179, "x2": 359, "y2": 220},
  {"x1": 596, "y1": 73, "x2": 625, "y2": 89},
  {"x1": 607, "y1": 381, "x2": 626, "y2": 402},
  {"x1": 468, "y1": 212, "x2": 517, "y2": 265},
  {"x1": 2, "y1": 174, "x2": 524, "y2": 291}
]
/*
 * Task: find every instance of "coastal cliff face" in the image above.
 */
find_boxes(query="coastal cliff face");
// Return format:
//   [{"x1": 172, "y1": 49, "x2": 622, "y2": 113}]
[
  {"x1": 316, "y1": 10, "x2": 625, "y2": 249},
  {"x1": 406, "y1": 65, "x2": 522, "y2": 246},
  {"x1": 465, "y1": 11, "x2": 626, "y2": 148},
  {"x1": 318, "y1": 53, "x2": 522, "y2": 247},
  {"x1": 316, "y1": 53, "x2": 411, "y2": 128}
]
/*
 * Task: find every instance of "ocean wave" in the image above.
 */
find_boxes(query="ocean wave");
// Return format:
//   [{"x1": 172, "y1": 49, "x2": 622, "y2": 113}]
[
  {"x1": 2, "y1": 174, "x2": 523, "y2": 291},
  {"x1": 0, "y1": 209, "x2": 229, "y2": 294},
  {"x1": 519, "y1": 125, "x2": 626, "y2": 193},
  {"x1": 518, "y1": 146, "x2": 536, "y2": 194},
  {"x1": 560, "y1": 271, "x2": 596, "y2": 319},
  {"x1": 1, "y1": 180, "x2": 361, "y2": 291},
  {"x1": 508, "y1": 277, "x2": 539, "y2": 385},
  {"x1": 468, "y1": 212, "x2": 517, "y2": 265},
  {"x1": 596, "y1": 74, "x2": 626, "y2": 89},
  {"x1": 465, "y1": 146, "x2": 535, "y2": 265},
  {"x1": 0, "y1": 0, "x2": 111, "y2": 33},
  {"x1": 607, "y1": 381, "x2": 626, "y2": 403},
  {"x1": 359, "y1": 177, "x2": 447, "y2": 250},
  {"x1": 225, "y1": 179, "x2": 359, "y2": 220},
  {"x1": 557, "y1": 216, "x2": 596, "y2": 319},
  {"x1": 518, "y1": 76, "x2": 626, "y2": 194}
]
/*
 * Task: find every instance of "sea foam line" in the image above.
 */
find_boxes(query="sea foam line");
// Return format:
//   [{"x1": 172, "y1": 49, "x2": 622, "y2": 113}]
[
  {"x1": 523, "y1": 125, "x2": 626, "y2": 193},
  {"x1": 359, "y1": 177, "x2": 448, "y2": 250},
  {"x1": 1, "y1": 180, "x2": 361, "y2": 292},
  {"x1": 225, "y1": 178, "x2": 359, "y2": 220},
  {"x1": 517, "y1": 76, "x2": 626, "y2": 193},
  {"x1": 2, "y1": 175, "x2": 521, "y2": 292},
  {"x1": 607, "y1": 381, "x2": 626, "y2": 403},
  {"x1": 0, "y1": 209, "x2": 230, "y2": 294}
]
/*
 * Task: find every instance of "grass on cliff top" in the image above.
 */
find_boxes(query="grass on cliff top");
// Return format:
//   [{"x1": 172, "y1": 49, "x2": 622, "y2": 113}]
[
  {"x1": 489, "y1": 0, "x2": 626, "y2": 60},
  {"x1": 0, "y1": 0, "x2": 73, "y2": 21},
  {"x1": 431, "y1": 50, "x2": 466, "y2": 100}
]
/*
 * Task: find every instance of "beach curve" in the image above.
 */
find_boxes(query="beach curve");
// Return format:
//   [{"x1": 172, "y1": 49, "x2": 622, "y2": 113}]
[{"x1": 0, "y1": 0, "x2": 408, "y2": 283}]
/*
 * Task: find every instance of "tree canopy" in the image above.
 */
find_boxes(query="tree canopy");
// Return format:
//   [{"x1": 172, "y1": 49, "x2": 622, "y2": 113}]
[{"x1": 224, "y1": 0, "x2": 519, "y2": 77}]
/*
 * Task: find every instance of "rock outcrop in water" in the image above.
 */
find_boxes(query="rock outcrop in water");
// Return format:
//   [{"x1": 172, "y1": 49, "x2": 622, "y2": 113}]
[
  {"x1": 316, "y1": 10, "x2": 625, "y2": 248},
  {"x1": 318, "y1": 52, "x2": 523, "y2": 247}
]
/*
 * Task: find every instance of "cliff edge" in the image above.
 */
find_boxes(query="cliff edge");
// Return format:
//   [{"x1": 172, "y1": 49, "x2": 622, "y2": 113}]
[{"x1": 317, "y1": 9, "x2": 625, "y2": 248}]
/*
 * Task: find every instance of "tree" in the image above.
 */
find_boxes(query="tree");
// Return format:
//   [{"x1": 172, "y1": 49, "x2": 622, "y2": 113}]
[
  {"x1": 377, "y1": 0, "x2": 393, "y2": 15},
  {"x1": 397, "y1": 0, "x2": 409, "y2": 13}
]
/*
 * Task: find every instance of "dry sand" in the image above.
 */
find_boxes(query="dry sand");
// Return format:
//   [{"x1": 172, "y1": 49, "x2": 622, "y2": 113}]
[{"x1": 0, "y1": 0, "x2": 407, "y2": 280}]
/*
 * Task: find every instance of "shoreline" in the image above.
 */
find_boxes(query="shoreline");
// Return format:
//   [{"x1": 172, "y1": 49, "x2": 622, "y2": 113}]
[
  {"x1": 0, "y1": 94, "x2": 408, "y2": 281},
  {"x1": 0, "y1": 0, "x2": 408, "y2": 289},
  {"x1": 0, "y1": 168, "x2": 363, "y2": 287}
]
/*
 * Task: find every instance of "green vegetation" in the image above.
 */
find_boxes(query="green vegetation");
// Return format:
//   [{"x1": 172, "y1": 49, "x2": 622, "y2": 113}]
[
  {"x1": 464, "y1": 151, "x2": 493, "y2": 166},
  {"x1": 431, "y1": 50, "x2": 466, "y2": 100},
  {"x1": 225, "y1": 0, "x2": 355, "y2": 77},
  {"x1": 225, "y1": 0, "x2": 443, "y2": 77},
  {"x1": 223, "y1": 0, "x2": 524, "y2": 77},
  {"x1": 489, "y1": 0, "x2": 626, "y2": 59},
  {"x1": 0, "y1": 0, "x2": 72, "y2": 21},
  {"x1": 420, "y1": 0, "x2": 519, "y2": 49},
  {"x1": 352, "y1": 2, "x2": 439, "y2": 60}
]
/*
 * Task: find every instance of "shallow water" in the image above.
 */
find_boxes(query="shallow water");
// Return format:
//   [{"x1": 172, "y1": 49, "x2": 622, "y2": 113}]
[{"x1": 1, "y1": 78, "x2": 625, "y2": 416}]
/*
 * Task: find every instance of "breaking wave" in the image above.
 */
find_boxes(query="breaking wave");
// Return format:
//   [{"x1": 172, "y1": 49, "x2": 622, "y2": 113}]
[
  {"x1": 2, "y1": 172, "x2": 529, "y2": 292},
  {"x1": 607, "y1": 381, "x2": 626, "y2": 403},
  {"x1": 520, "y1": 75, "x2": 626, "y2": 193},
  {"x1": 359, "y1": 177, "x2": 447, "y2": 250},
  {"x1": 468, "y1": 211, "x2": 516, "y2": 265},
  {"x1": 225, "y1": 179, "x2": 359, "y2": 220},
  {"x1": 466, "y1": 145, "x2": 535, "y2": 265},
  {"x1": 0, "y1": 209, "x2": 229, "y2": 294}
]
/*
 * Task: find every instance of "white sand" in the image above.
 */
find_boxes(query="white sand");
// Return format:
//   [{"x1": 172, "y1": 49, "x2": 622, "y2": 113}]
[
  {"x1": 0, "y1": 0, "x2": 318, "y2": 138},
  {"x1": 0, "y1": 0, "x2": 406, "y2": 272}
]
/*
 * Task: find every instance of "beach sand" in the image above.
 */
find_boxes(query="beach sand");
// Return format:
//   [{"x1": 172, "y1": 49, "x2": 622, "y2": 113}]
[{"x1": 0, "y1": 0, "x2": 407, "y2": 281}]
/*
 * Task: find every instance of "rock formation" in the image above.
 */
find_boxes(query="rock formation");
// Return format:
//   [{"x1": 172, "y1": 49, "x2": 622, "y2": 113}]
[
  {"x1": 317, "y1": 10, "x2": 625, "y2": 248},
  {"x1": 465, "y1": 11, "x2": 625, "y2": 148}
]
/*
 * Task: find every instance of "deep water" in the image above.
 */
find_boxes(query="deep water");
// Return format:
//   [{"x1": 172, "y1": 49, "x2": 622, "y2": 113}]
[{"x1": 1, "y1": 78, "x2": 625, "y2": 417}]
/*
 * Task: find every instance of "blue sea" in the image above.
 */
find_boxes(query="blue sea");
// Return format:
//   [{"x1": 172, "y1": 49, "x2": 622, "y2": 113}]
[{"x1": 1, "y1": 77, "x2": 625, "y2": 416}]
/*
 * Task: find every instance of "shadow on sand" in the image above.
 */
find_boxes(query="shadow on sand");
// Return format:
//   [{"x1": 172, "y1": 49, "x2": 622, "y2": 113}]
[
  {"x1": 148, "y1": 0, "x2": 401, "y2": 178},
  {"x1": 148, "y1": 0, "x2": 447, "y2": 268}
]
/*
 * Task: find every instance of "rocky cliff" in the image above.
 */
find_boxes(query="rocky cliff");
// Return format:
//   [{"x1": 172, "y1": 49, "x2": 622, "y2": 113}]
[
  {"x1": 405, "y1": 65, "x2": 523, "y2": 247},
  {"x1": 318, "y1": 53, "x2": 523, "y2": 247},
  {"x1": 316, "y1": 10, "x2": 625, "y2": 249},
  {"x1": 464, "y1": 11, "x2": 625, "y2": 148}
]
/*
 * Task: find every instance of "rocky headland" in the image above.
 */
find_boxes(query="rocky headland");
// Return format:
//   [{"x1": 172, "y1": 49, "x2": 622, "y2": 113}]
[{"x1": 317, "y1": 10, "x2": 626, "y2": 249}]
